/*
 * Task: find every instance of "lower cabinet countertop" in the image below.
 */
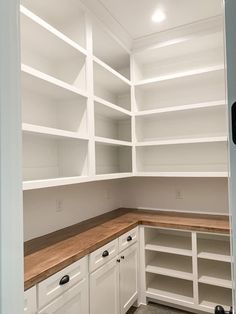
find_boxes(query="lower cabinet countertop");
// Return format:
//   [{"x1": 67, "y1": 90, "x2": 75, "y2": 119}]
[{"x1": 24, "y1": 208, "x2": 230, "y2": 290}]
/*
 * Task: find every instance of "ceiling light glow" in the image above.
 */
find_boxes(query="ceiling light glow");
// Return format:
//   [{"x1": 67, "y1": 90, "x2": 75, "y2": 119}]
[{"x1": 152, "y1": 10, "x2": 166, "y2": 23}]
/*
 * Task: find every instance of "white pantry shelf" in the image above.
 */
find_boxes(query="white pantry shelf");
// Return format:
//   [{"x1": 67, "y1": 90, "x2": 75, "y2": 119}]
[
  {"x1": 198, "y1": 276, "x2": 232, "y2": 289},
  {"x1": 146, "y1": 256, "x2": 193, "y2": 281},
  {"x1": 21, "y1": 64, "x2": 88, "y2": 99},
  {"x1": 20, "y1": 5, "x2": 87, "y2": 56},
  {"x1": 22, "y1": 123, "x2": 89, "y2": 141},
  {"x1": 93, "y1": 56, "x2": 131, "y2": 86},
  {"x1": 21, "y1": 0, "x2": 86, "y2": 48},
  {"x1": 136, "y1": 136, "x2": 227, "y2": 147},
  {"x1": 145, "y1": 234, "x2": 192, "y2": 257},
  {"x1": 94, "y1": 96, "x2": 132, "y2": 118},
  {"x1": 199, "y1": 284, "x2": 232, "y2": 313},
  {"x1": 135, "y1": 172, "x2": 228, "y2": 178},
  {"x1": 197, "y1": 236, "x2": 231, "y2": 262},
  {"x1": 95, "y1": 136, "x2": 132, "y2": 147},
  {"x1": 94, "y1": 173, "x2": 133, "y2": 181},
  {"x1": 23, "y1": 175, "x2": 90, "y2": 191},
  {"x1": 146, "y1": 275, "x2": 194, "y2": 306},
  {"x1": 135, "y1": 65, "x2": 224, "y2": 88},
  {"x1": 135, "y1": 100, "x2": 226, "y2": 116}
]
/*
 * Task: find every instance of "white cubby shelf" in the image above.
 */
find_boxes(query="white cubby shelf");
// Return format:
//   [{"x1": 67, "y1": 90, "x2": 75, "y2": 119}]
[
  {"x1": 141, "y1": 227, "x2": 232, "y2": 313},
  {"x1": 21, "y1": 2, "x2": 228, "y2": 190}
]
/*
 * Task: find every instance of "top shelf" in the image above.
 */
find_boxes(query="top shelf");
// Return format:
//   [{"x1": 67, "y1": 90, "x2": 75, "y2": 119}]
[
  {"x1": 92, "y1": 19, "x2": 130, "y2": 80},
  {"x1": 20, "y1": 0, "x2": 86, "y2": 48}
]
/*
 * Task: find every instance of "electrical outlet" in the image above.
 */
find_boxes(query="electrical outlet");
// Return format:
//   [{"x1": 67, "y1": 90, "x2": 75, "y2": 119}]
[
  {"x1": 56, "y1": 199, "x2": 64, "y2": 212},
  {"x1": 176, "y1": 190, "x2": 184, "y2": 200}
]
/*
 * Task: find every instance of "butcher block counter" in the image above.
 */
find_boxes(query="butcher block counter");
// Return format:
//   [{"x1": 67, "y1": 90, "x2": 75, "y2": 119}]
[{"x1": 24, "y1": 208, "x2": 230, "y2": 290}]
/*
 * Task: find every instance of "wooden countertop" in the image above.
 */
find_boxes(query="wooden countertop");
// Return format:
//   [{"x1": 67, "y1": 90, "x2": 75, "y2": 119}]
[{"x1": 24, "y1": 208, "x2": 230, "y2": 290}]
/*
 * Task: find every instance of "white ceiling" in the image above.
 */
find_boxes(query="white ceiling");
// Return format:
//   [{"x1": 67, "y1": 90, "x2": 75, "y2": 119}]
[{"x1": 98, "y1": 0, "x2": 223, "y2": 39}]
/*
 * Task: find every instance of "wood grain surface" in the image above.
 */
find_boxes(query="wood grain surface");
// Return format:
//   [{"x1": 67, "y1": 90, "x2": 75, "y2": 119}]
[{"x1": 24, "y1": 208, "x2": 230, "y2": 290}]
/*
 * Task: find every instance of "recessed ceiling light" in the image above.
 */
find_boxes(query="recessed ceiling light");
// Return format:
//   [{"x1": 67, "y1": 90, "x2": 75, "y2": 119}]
[{"x1": 152, "y1": 10, "x2": 166, "y2": 23}]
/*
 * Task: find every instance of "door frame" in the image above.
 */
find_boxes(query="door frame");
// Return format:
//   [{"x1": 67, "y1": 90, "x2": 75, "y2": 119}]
[
  {"x1": 224, "y1": 0, "x2": 236, "y2": 310},
  {"x1": 0, "y1": 0, "x2": 24, "y2": 313}
]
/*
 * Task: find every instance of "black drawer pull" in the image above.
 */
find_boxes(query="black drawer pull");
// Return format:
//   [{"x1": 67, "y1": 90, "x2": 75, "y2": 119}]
[
  {"x1": 102, "y1": 250, "x2": 109, "y2": 257},
  {"x1": 59, "y1": 275, "x2": 70, "y2": 285},
  {"x1": 127, "y1": 235, "x2": 133, "y2": 242}
]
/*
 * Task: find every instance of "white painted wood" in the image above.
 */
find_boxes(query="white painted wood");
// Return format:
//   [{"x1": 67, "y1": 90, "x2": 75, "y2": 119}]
[
  {"x1": 38, "y1": 277, "x2": 89, "y2": 314},
  {"x1": 24, "y1": 286, "x2": 37, "y2": 314},
  {"x1": 95, "y1": 143, "x2": 132, "y2": 175},
  {"x1": 20, "y1": 6, "x2": 86, "y2": 55},
  {"x1": 38, "y1": 256, "x2": 88, "y2": 309},
  {"x1": 136, "y1": 142, "x2": 228, "y2": 174},
  {"x1": 135, "y1": 65, "x2": 224, "y2": 88},
  {"x1": 90, "y1": 258, "x2": 119, "y2": 314},
  {"x1": 89, "y1": 239, "x2": 118, "y2": 273},
  {"x1": 22, "y1": 124, "x2": 88, "y2": 141},
  {"x1": 135, "y1": 100, "x2": 226, "y2": 116},
  {"x1": 135, "y1": 106, "x2": 227, "y2": 143},
  {"x1": 133, "y1": 31, "x2": 223, "y2": 82},
  {"x1": 136, "y1": 137, "x2": 227, "y2": 146},
  {"x1": 21, "y1": 11, "x2": 87, "y2": 92},
  {"x1": 191, "y1": 232, "x2": 199, "y2": 306},
  {"x1": 198, "y1": 259, "x2": 232, "y2": 289},
  {"x1": 224, "y1": 1, "x2": 236, "y2": 310},
  {"x1": 94, "y1": 96, "x2": 132, "y2": 117},
  {"x1": 145, "y1": 252, "x2": 193, "y2": 281},
  {"x1": 21, "y1": 0, "x2": 86, "y2": 48},
  {"x1": 23, "y1": 133, "x2": 88, "y2": 181},
  {"x1": 21, "y1": 64, "x2": 88, "y2": 99},
  {"x1": 0, "y1": 0, "x2": 24, "y2": 313},
  {"x1": 146, "y1": 274, "x2": 194, "y2": 305},
  {"x1": 134, "y1": 67, "x2": 225, "y2": 111},
  {"x1": 198, "y1": 284, "x2": 232, "y2": 313},
  {"x1": 119, "y1": 227, "x2": 138, "y2": 253},
  {"x1": 95, "y1": 137, "x2": 132, "y2": 147},
  {"x1": 93, "y1": 60, "x2": 131, "y2": 111},
  {"x1": 120, "y1": 243, "x2": 138, "y2": 314},
  {"x1": 135, "y1": 171, "x2": 228, "y2": 178},
  {"x1": 92, "y1": 18, "x2": 130, "y2": 79},
  {"x1": 197, "y1": 233, "x2": 231, "y2": 262},
  {"x1": 138, "y1": 226, "x2": 147, "y2": 305}
]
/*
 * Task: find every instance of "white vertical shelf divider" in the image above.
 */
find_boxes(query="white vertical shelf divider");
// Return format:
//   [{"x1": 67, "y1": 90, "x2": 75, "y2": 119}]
[
  {"x1": 85, "y1": 13, "x2": 96, "y2": 177},
  {"x1": 192, "y1": 232, "x2": 199, "y2": 306},
  {"x1": 130, "y1": 55, "x2": 137, "y2": 174}
]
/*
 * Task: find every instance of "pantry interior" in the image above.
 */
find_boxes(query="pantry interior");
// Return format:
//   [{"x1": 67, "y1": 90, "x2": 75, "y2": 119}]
[{"x1": 19, "y1": 0, "x2": 233, "y2": 313}]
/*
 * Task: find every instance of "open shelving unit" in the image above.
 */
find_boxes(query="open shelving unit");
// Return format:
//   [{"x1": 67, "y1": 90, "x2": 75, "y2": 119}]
[
  {"x1": 141, "y1": 226, "x2": 233, "y2": 313},
  {"x1": 21, "y1": 1, "x2": 228, "y2": 188}
]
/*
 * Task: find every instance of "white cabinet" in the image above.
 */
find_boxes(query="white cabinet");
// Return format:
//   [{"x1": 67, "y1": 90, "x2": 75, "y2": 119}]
[
  {"x1": 120, "y1": 243, "x2": 138, "y2": 314},
  {"x1": 38, "y1": 278, "x2": 89, "y2": 314},
  {"x1": 89, "y1": 229, "x2": 139, "y2": 314},
  {"x1": 24, "y1": 286, "x2": 37, "y2": 314},
  {"x1": 90, "y1": 257, "x2": 120, "y2": 314}
]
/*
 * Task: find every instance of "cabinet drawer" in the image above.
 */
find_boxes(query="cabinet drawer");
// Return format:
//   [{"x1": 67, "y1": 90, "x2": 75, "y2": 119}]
[
  {"x1": 24, "y1": 286, "x2": 37, "y2": 314},
  {"x1": 119, "y1": 227, "x2": 138, "y2": 252},
  {"x1": 38, "y1": 256, "x2": 88, "y2": 309},
  {"x1": 89, "y1": 239, "x2": 118, "y2": 273},
  {"x1": 38, "y1": 277, "x2": 88, "y2": 314}
]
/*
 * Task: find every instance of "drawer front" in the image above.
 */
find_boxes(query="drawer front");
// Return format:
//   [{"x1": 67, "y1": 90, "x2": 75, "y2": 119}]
[
  {"x1": 38, "y1": 256, "x2": 88, "y2": 309},
  {"x1": 24, "y1": 286, "x2": 37, "y2": 314},
  {"x1": 119, "y1": 227, "x2": 138, "y2": 252},
  {"x1": 89, "y1": 239, "x2": 118, "y2": 273}
]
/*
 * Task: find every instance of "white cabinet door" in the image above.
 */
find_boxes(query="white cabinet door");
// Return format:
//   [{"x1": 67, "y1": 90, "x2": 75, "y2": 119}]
[
  {"x1": 24, "y1": 286, "x2": 37, "y2": 314},
  {"x1": 90, "y1": 257, "x2": 120, "y2": 314},
  {"x1": 38, "y1": 278, "x2": 89, "y2": 314},
  {"x1": 119, "y1": 243, "x2": 138, "y2": 314}
]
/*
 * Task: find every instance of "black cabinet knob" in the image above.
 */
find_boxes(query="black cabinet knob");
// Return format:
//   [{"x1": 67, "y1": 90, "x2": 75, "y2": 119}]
[
  {"x1": 102, "y1": 250, "x2": 109, "y2": 257},
  {"x1": 127, "y1": 235, "x2": 132, "y2": 242},
  {"x1": 117, "y1": 259, "x2": 120, "y2": 263},
  {"x1": 121, "y1": 256, "x2": 125, "y2": 259},
  {"x1": 59, "y1": 275, "x2": 70, "y2": 285}
]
